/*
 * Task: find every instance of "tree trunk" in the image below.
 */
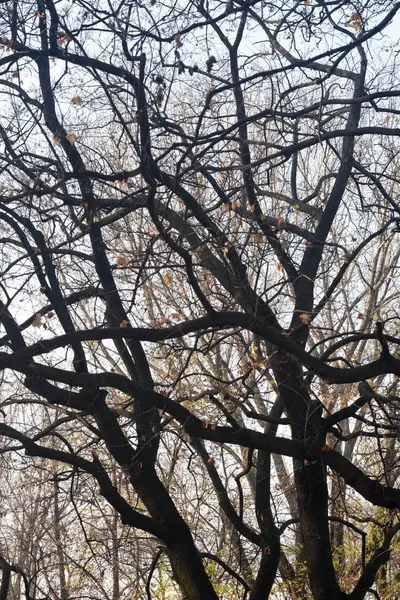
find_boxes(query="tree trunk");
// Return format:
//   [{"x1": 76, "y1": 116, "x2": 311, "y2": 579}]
[{"x1": 273, "y1": 356, "x2": 344, "y2": 600}]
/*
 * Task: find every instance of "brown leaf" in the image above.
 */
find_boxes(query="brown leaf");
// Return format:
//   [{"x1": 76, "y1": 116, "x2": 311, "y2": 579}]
[
  {"x1": 32, "y1": 313, "x2": 42, "y2": 328},
  {"x1": 163, "y1": 272, "x2": 172, "y2": 285},
  {"x1": 320, "y1": 443, "x2": 332, "y2": 452},
  {"x1": 66, "y1": 132, "x2": 77, "y2": 145},
  {"x1": 171, "y1": 313, "x2": 183, "y2": 321},
  {"x1": 299, "y1": 313, "x2": 311, "y2": 324},
  {"x1": 117, "y1": 256, "x2": 130, "y2": 267},
  {"x1": 252, "y1": 233, "x2": 263, "y2": 243}
]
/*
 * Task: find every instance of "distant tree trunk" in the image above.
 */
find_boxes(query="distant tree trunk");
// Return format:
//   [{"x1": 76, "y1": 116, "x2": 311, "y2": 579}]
[
  {"x1": 111, "y1": 509, "x2": 120, "y2": 600},
  {"x1": 54, "y1": 476, "x2": 67, "y2": 600}
]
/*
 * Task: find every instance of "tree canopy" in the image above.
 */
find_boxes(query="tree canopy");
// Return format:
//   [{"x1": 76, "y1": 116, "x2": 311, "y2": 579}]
[{"x1": 1, "y1": 1, "x2": 400, "y2": 599}]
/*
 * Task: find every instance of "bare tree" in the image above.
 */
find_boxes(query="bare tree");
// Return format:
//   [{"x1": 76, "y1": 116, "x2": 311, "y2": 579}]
[{"x1": 1, "y1": 0, "x2": 400, "y2": 598}]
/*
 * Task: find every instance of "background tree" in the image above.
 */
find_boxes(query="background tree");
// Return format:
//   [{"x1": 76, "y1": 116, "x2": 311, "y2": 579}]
[{"x1": 1, "y1": 1, "x2": 400, "y2": 599}]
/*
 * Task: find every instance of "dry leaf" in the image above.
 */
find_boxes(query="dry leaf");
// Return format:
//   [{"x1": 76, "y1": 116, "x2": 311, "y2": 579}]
[
  {"x1": 71, "y1": 96, "x2": 81, "y2": 105},
  {"x1": 0, "y1": 37, "x2": 12, "y2": 48},
  {"x1": 119, "y1": 320, "x2": 129, "y2": 328},
  {"x1": 163, "y1": 272, "x2": 172, "y2": 285},
  {"x1": 66, "y1": 132, "x2": 77, "y2": 145},
  {"x1": 252, "y1": 233, "x2": 263, "y2": 243},
  {"x1": 299, "y1": 313, "x2": 311, "y2": 324},
  {"x1": 58, "y1": 32, "x2": 72, "y2": 44},
  {"x1": 343, "y1": 252, "x2": 352, "y2": 263},
  {"x1": 32, "y1": 313, "x2": 42, "y2": 328},
  {"x1": 117, "y1": 256, "x2": 130, "y2": 267},
  {"x1": 53, "y1": 135, "x2": 61, "y2": 146},
  {"x1": 171, "y1": 313, "x2": 183, "y2": 321},
  {"x1": 320, "y1": 443, "x2": 332, "y2": 452}
]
